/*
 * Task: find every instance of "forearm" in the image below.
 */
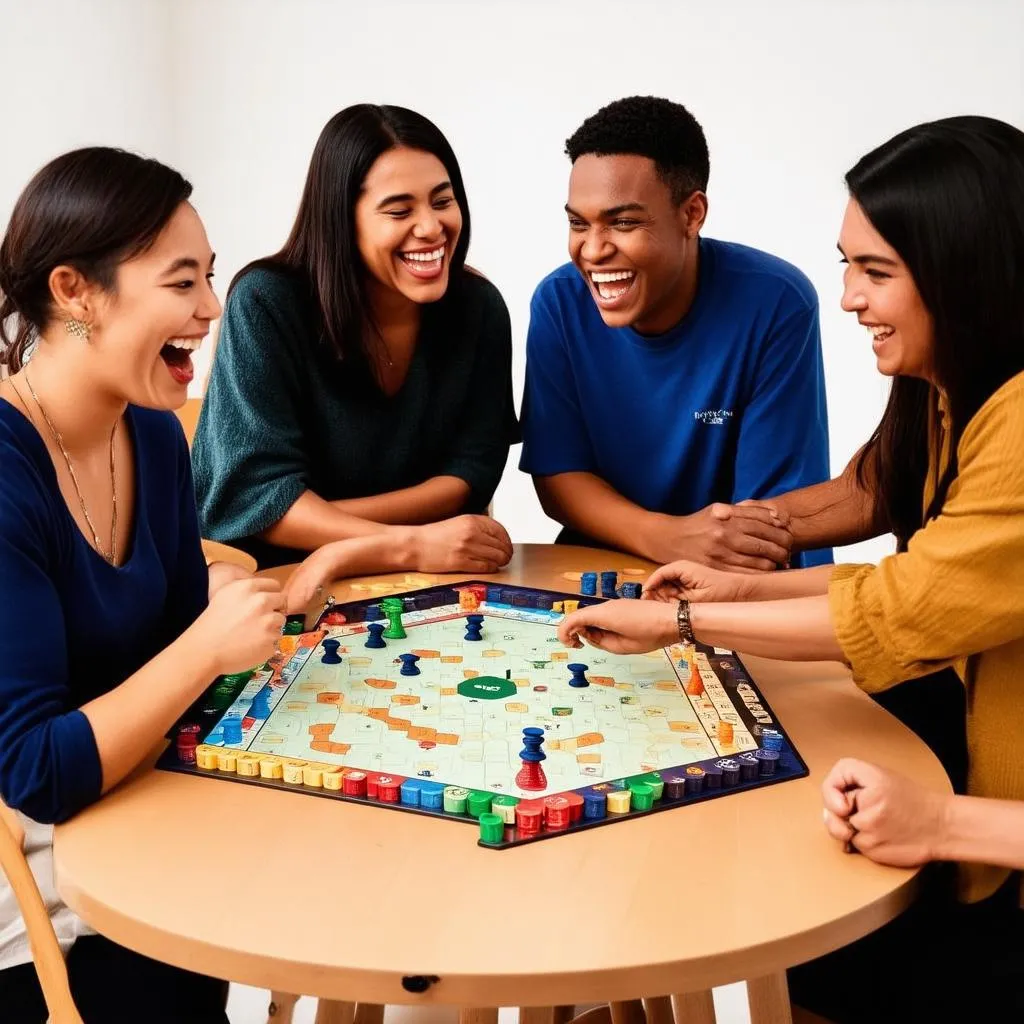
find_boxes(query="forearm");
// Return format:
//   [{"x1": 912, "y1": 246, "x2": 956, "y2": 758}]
[
  {"x1": 82, "y1": 624, "x2": 218, "y2": 795},
  {"x1": 262, "y1": 490, "x2": 392, "y2": 551},
  {"x1": 771, "y1": 459, "x2": 882, "y2": 551},
  {"x1": 690, "y1": 595, "x2": 844, "y2": 661},
  {"x1": 738, "y1": 564, "x2": 836, "y2": 601},
  {"x1": 312, "y1": 531, "x2": 423, "y2": 578},
  {"x1": 937, "y1": 795, "x2": 1024, "y2": 869},
  {"x1": 535, "y1": 472, "x2": 662, "y2": 557},
  {"x1": 331, "y1": 476, "x2": 471, "y2": 525}
]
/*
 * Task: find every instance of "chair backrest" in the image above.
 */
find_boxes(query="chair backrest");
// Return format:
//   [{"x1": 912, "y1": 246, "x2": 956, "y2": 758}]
[
  {"x1": 0, "y1": 803, "x2": 84, "y2": 1023},
  {"x1": 175, "y1": 397, "x2": 203, "y2": 448}
]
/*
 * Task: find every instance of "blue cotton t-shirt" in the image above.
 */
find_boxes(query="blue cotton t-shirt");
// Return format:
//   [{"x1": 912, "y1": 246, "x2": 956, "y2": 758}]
[
  {"x1": 0, "y1": 400, "x2": 208, "y2": 825},
  {"x1": 519, "y1": 237, "x2": 832, "y2": 565}
]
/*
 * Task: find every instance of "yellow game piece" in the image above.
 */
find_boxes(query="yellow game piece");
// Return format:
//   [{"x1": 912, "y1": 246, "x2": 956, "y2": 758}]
[
  {"x1": 322, "y1": 768, "x2": 344, "y2": 791},
  {"x1": 235, "y1": 755, "x2": 261, "y2": 777},
  {"x1": 216, "y1": 750, "x2": 237, "y2": 772},
  {"x1": 606, "y1": 789, "x2": 632, "y2": 814},
  {"x1": 717, "y1": 721, "x2": 735, "y2": 744},
  {"x1": 195, "y1": 745, "x2": 219, "y2": 770},
  {"x1": 562, "y1": 600, "x2": 579, "y2": 614},
  {"x1": 302, "y1": 765, "x2": 324, "y2": 787},
  {"x1": 283, "y1": 760, "x2": 307, "y2": 784},
  {"x1": 259, "y1": 757, "x2": 283, "y2": 780},
  {"x1": 552, "y1": 601, "x2": 564, "y2": 613}
]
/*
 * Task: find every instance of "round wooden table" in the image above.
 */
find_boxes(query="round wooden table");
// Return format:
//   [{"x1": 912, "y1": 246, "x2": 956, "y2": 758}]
[{"x1": 53, "y1": 545, "x2": 950, "y2": 1023}]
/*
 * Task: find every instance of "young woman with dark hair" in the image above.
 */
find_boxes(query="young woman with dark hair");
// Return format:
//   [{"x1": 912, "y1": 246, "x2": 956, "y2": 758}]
[
  {"x1": 0, "y1": 147, "x2": 292, "y2": 1020},
  {"x1": 556, "y1": 115, "x2": 1024, "y2": 1020},
  {"x1": 192, "y1": 104, "x2": 518, "y2": 572}
]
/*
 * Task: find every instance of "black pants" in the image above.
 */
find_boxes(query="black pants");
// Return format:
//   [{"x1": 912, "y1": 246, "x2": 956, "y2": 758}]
[
  {"x1": 789, "y1": 869, "x2": 1024, "y2": 1021},
  {"x1": 0, "y1": 934, "x2": 229, "y2": 1023}
]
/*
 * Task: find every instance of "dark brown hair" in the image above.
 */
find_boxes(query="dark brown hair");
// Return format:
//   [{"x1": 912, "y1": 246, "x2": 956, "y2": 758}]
[{"x1": 0, "y1": 147, "x2": 192, "y2": 373}]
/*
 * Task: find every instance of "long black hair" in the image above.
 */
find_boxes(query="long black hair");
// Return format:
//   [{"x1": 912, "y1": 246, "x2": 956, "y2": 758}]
[
  {"x1": 236, "y1": 104, "x2": 472, "y2": 373},
  {"x1": 0, "y1": 147, "x2": 192, "y2": 373},
  {"x1": 851, "y1": 116, "x2": 1024, "y2": 547}
]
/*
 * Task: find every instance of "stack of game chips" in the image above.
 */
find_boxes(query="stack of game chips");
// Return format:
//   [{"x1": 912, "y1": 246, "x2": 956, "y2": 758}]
[
  {"x1": 600, "y1": 571, "x2": 619, "y2": 597},
  {"x1": 580, "y1": 572, "x2": 597, "y2": 596},
  {"x1": 620, "y1": 582, "x2": 642, "y2": 599},
  {"x1": 761, "y1": 728, "x2": 784, "y2": 751}
]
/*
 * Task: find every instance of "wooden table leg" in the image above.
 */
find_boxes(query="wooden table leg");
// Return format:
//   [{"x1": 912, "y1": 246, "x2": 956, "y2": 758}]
[
  {"x1": 671, "y1": 990, "x2": 717, "y2": 1024},
  {"x1": 566, "y1": 1006, "x2": 611, "y2": 1024},
  {"x1": 268, "y1": 991, "x2": 300, "y2": 1023},
  {"x1": 354, "y1": 1004, "x2": 386, "y2": 1024},
  {"x1": 609, "y1": 1000, "x2": 647, "y2": 1024},
  {"x1": 314, "y1": 1001, "x2": 357, "y2": 1024},
  {"x1": 642, "y1": 996, "x2": 674, "y2": 1024},
  {"x1": 461, "y1": 1011, "x2": 499, "y2": 1024},
  {"x1": 747, "y1": 973, "x2": 793, "y2": 1024}
]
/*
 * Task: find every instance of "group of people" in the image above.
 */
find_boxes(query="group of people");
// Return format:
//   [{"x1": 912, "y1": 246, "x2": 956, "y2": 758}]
[{"x1": 0, "y1": 93, "x2": 1021, "y2": 1022}]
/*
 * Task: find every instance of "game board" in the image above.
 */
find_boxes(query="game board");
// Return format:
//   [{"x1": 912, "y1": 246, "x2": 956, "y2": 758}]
[{"x1": 160, "y1": 582, "x2": 807, "y2": 847}]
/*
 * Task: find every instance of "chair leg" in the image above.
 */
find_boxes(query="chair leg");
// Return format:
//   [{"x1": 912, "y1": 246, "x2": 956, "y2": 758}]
[
  {"x1": 670, "y1": 990, "x2": 717, "y2": 1024},
  {"x1": 642, "y1": 996, "x2": 675, "y2": 1024},
  {"x1": 315, "y1": 1001, "x2": 358, "y2": 1024},
  {"x1": 609, "y1": 1001, "x2": 647, "y2": 1024},
  {"x1": 354, "y1": 1004, "x2": 386, "y2": 1024},
  {"x1": 267, "y1": 991, "x2": 299, "y2": 1022},
  {"x1": 461, "y1": 1011, "x2": 499, "y2": 1024},
  {"x1": 747, "y1": 974, "x2": 792, "y2": 1024}
]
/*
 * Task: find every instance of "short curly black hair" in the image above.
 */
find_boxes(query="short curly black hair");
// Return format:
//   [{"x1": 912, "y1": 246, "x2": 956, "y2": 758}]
[{"x1": 565, "y1": 96, "x2": 710, "y2": 203}]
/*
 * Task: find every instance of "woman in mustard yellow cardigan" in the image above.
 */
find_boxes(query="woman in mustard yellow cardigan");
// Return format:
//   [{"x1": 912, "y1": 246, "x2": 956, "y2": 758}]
[{"x1": 559, "y1": 115, "x2": 1024, "y2": 1022}]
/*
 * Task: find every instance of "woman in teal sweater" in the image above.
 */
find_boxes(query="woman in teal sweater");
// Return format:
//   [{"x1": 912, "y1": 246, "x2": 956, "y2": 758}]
[{"x1": 193, "y1": 105, "x2": 519, "y2": 570}]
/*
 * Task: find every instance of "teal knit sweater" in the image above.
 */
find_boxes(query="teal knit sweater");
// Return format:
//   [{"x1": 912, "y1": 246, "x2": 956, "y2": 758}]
[{"x1": 192, "y1": 267, "x2": 519, "y2": 566}]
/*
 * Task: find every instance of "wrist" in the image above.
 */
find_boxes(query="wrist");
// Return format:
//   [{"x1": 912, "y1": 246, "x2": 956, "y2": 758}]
[
  {"x1": 933, "y1": 793, "x2": 969, "y2": 863},
  {"x1": 178, "y1": 619, "x2": 222, "y2": 683},
  {"x1": 384, "y1": 525, "x2": 420, "y2": 569},
  {"x1": 637, "y1": 511, "x2": 685, "y2": 562}
]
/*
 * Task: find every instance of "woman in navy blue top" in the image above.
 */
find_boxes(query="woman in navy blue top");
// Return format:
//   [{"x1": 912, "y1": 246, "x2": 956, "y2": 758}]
[{"x1": 0, "y1": 148, "x2": 286, "y2": 1022}]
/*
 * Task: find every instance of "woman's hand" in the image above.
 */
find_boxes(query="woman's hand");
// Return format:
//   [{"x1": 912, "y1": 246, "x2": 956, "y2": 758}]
[
  {"x1": 282, "y1": 544, "x2": 344, "y2": 616},
  {"x1": 642, "y1": 559, "x2": 755, "y2": 604},
  {"x1": 557, "y1": 599, "x2": 679, "y2": 655},
  {"x1": 191, "y1": 577, "x2": 286, "y2": 676},
  {"x1": 822, "y1": 758, "x2": 952, "y2": 867},
  {"x1": 207, "y1": 560, "x2": 253, "y2": 600},
  {"x1": 411, "y1": 515, "x2": 513, "y2": 573}
]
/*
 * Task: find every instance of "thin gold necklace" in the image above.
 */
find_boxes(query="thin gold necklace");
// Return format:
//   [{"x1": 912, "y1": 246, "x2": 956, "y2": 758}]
[{"x1": 21, "y1": 372, "x2": 118, "y2": 565}]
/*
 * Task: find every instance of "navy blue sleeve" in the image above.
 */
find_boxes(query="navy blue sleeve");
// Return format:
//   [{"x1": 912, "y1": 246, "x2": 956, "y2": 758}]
[
  {"x1": 161, "y1": 419, "x2": 209, "y2": 642},
  {"x1": 518, "y1": 282, "x2": 595, "y2": 476},
  {"x1": 0, "y1": 452, "x2": 102, "y2": 824},
  {"x1": 731, "y1": 294, "x2": 833, "y2": 567},
  {"x1": 436, "y1": 280, "x2": 520, "y2": 509}
]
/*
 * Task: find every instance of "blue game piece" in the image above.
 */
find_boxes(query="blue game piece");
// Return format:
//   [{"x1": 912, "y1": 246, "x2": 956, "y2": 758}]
[
  {"x1": 418, "y1": 781, "x2": 446, "y2": 809},
  {"x1": 761, "y1": 728, "x2": 784, "y2": 752},
  {"x1": 583, "y1": 788, "x2": 607, "y2": 820},
  {"x1": 399, "y1": 653, "x2": 421, "y2": 676},
  {"x1": 400, "y1": 779, "x2": 423, "y2": 806},
  {"x1": 580, "y1": 572, "x2": 597, "y2": 596},
  {"x1": 755, "y1": 748, "x2": 780, "y2": 776},
  {"x1": 486, "y1": 587, "x2": 503, "y2": 604},
  {"x1": 620, "y1": 582, "x2": 642, "y2": 599},
  {"x1": 365, "y1": 604, "x2": 382, "y2": 621},
  {"x1": 600, "y1": 571, "x2": 618, "y2": 598},
  {"x1": 320, "y1": 638, "x2": 342, "y2": 664},
  {"x1": 567, "y1": 663, "x2": 590, "y2": 688},
  {"x1": 519, "y1": 726, "x2": 547, "y2": 762},
  {"x1": 464, "y1": 613, "x2": 484, "y2": 642},
  {"x1": 221, "y1": 716, "x2": 243, "y2": 744},
  {"x1": 364, "y1": 622, "x2": 386, "y2": 649}
]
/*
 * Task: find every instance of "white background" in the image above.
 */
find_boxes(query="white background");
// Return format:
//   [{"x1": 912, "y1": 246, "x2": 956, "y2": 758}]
[
  {"x1": 1, "y1": 8, "x2": 1022, "y2": 1014},
  {"x1": 3, "y1": 0, "x2": 1024, "y2": 566}
]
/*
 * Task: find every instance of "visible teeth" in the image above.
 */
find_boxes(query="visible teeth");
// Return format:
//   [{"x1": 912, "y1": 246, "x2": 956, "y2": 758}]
[
  {"x1": 868, "y1": 326, "x2": 894, "y2": 340},
  {"x1": 166, "y1": 337, "x2": 200, "y2": 351},
  {"x1": 591, "y1": 271, "x2": 635, "y2": 283},
  {"x1": 401, "y1": 247, "x2": 445, "y2": 262}
]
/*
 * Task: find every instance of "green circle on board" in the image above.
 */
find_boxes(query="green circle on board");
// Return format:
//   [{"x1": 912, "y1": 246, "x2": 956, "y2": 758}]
[{"x1": 457, "y1": 677, "x2": 517, "y2": 700}]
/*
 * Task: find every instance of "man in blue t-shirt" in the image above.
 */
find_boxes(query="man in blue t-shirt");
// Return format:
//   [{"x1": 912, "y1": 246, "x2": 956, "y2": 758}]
[{"x1": 519, "y1": 96, "x2": 831, "y2": 570}]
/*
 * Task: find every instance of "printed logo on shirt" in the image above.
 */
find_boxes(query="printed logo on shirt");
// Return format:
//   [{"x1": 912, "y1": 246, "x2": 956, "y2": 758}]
[{"x1": 694, "y1": 409, "x2": 734, "y2": 426}]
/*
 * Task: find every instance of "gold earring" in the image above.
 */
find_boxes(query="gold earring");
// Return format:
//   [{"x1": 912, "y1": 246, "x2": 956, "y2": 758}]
[{"x1": 65, "y1": 317, "x2": 92, "y2": 340}]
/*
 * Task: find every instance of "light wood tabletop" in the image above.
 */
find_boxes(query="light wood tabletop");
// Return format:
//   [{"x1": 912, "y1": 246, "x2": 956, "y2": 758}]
[{"x1": 53, "y1": 544, "x2": 950, "y2": 1016}]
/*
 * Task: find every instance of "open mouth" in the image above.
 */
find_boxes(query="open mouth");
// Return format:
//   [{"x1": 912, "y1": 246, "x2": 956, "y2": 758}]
[
  {"x1": 589, "y1": 270, "x2": 637, "y2": 308},
  {"x1": 160, "y1": 337, "x2": 201, "y2": 385},
  {"x1": 865, "y1": 324, "x2": 895, "y2": 351},
  {"x1": 398, "y1": 245, "x2": 446, "y2": 281}
]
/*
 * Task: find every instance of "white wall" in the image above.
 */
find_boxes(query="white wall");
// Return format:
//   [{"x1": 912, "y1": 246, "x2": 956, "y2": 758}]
[
  {"x1": 4, "y1": 0, "x2": 1024, "y2": 565},
  {"x1": 0, "y1": 0, "x2": 174, "y2": 224}
]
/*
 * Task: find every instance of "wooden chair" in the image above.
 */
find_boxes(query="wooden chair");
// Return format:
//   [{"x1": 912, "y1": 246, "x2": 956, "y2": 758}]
[{"x1": 0, "y1": 801, "x2": 84, "y2": 1024}]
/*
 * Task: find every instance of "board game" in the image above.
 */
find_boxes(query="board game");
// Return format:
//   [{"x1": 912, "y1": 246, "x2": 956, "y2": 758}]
[{"x1": 159, "y1": 581, "x2": 807, "y2": 847}]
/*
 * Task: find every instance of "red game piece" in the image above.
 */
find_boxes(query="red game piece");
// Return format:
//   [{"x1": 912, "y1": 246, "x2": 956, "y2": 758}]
[
  {"x1": 378, "y1": 777, "x2": 402, "y2": 803},
  {"x1": 343, "y1": 771, "x2": 367, "y2": 797},
  {"x1": 515, "y1": 727, "x2": 547, "y2": 791},
  {"x1": 543, "y1": 795, "x2": 572, "y2": 830},
  {"x1": 514, "y1": 799, "x2": 544, "y2": 834},
  {"x1": 563, "y1": 792, "x2": 585, "y2": 823}
]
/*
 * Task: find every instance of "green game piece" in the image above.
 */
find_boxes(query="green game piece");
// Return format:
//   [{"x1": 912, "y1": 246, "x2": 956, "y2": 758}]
[
  {"x1": 443, "y1": 785, "x2": 469, "y2": 814},
  {"x1": 552, "y1": 707, "x2": 573, "y2": 717},
  {"x1": 630, "y1": 781, "x2": 654, "y2": 811},
  {"x1": 282, "y1": 619, "x2": 304, "y2": 636},
  {"x1": 456, "y1": 677, "x2": 517, "y2": 700},
  {"x1": 630, "y1": 772, "x2": 665, "y2": 801},
  {"x1": 220, "y1": 671, "x2": 254, "y2": 686},
  {"x1": 479, "y1": 812, "x2": 504, "y2": 845},
  {"x1": 467, "y1": 791, "x2": 493, "y2": 818},
  {"x1": 491, "y1": 794, "x2": 519, "y2": 824},
  {"x1": 381, "y1": 602, "x2": 406, "y2": 640}
]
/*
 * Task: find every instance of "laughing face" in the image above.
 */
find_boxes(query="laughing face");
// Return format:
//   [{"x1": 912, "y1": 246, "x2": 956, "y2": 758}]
[
  {"x1": 355, "y1": 146, "x2": 462, "y2": 305},
  {"x1": 839, "y1": 198, "x2": 935, "y2": 381},
  {"x1": 566, "y1": 153, "x2": 706, "y2": 335},
  {"x1": 87, "y1": 201, "x2": 220, "y2": 409}
]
